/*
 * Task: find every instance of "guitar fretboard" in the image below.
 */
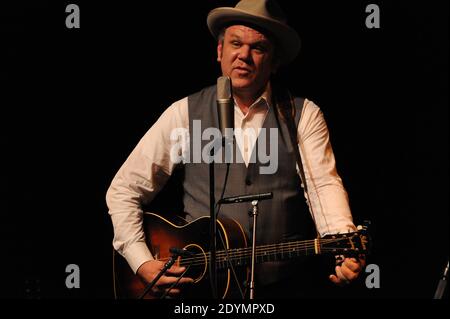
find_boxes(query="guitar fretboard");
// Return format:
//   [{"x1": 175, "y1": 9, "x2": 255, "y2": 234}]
[
  {"x1": 216, "y1": 240, "x2": 317, "y2": 269},
  {"x1": 179, "y1": 239, "x2": 320, "y2": 269},
  {"x1": 178, "y1": 234, "x2": 363, "y2": 269}
]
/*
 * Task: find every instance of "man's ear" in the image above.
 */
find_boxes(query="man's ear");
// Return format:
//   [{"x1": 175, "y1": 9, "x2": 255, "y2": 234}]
[{"x1": 217, "y1": 40, "x2": 223, "y2": 62}]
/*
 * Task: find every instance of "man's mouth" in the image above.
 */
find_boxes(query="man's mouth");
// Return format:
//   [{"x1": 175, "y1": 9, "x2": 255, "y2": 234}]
[{"x1": 233, "y1": 66, "x2": 252, "y2": 74}]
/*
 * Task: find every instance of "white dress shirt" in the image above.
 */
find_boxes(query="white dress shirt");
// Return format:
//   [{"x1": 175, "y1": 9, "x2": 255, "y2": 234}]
[{"x1": 106, "y1": 87, "x2": 356, "y2": 273}]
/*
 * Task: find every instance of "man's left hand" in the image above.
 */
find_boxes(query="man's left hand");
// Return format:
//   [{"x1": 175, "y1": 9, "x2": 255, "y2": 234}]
[{"x1": 329, "y1": 256, "x2": 366, "y2": 286}]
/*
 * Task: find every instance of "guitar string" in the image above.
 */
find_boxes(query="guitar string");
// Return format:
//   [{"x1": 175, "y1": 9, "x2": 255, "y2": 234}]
[
  {"x1": 163, "y1": 240, "x2": 319, "y2": 264},
  {"x1": 177, "y1": 247, "x2": 359, "y2": 268},
  {"x1": 159, "y1": 236, "x2": 357, "y2": 263},
  {"x1": 159, "y1": 236, "x2": 362, "y2": 267},
  {"x1": 166, "y1": 236, "x2": 358, "y2": 266},
  {"x1": 180, "y1": 236, "x2": 354, "y2": 263},
  {"x1": 208, "y1": 238, "x2": 355, "y2": 264},
  {"x1": 183, "y1": 236, "x2": 354, "y2": 263}
]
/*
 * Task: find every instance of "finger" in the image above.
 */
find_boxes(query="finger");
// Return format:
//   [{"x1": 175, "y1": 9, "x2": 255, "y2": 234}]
[
  {"x1": 166, "y1": 265, "x2": 187, "y2": 275},
  {"x1": 329, "y1": 274, "x2": 345, "y2": 286},
  {"x1": 336, "y1": 265, "x2": 351, "y2": 284},
  {"x1": 172, "y1": 277, "x2": 194, "y2": 285},
  {"x1": 155, "y1": 275, "x2": 178, "y2": 287},
  {"x1": 165, "y1": 288, "x2": 181, "y2": 296},
  {"x1": 157, "y1": 275, "x2": 181, "y2": 286},
  {"x1": 343, "y1": 258, "x2": 362, "y2": 272},
  {"x1": 156, "y1": 278, "x2": 193, "y2": 297},
  {"x1": 340, "y1": 264, "x2": 358, "y2": 282},
  {"x1": 158, "y1": 275, "x2": 194, "y2": 287}
]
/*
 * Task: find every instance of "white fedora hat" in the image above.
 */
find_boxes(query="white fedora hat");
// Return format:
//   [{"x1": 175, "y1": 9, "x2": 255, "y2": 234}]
[{"x1": 207, "y1": 0, "x2": 301, "y2": 64}]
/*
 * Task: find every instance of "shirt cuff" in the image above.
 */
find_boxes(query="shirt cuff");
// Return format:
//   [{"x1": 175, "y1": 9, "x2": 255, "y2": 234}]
[{"x1": 123, "y1": 241, "x2": 154, "y2": 274}]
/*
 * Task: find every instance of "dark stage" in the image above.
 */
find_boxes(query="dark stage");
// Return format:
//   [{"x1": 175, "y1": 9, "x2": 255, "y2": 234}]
[{"x1": 2, "y1": 0, "x2": 448, "y2": 300}]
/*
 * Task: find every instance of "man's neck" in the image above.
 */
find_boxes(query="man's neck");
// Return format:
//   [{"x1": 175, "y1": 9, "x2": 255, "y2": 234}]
[
  {"x1": 234, "y1": 95, "x2": 256, "y2": 115},
  {"x1": 234, "y1": 85, "x2": 268, "y2": 115}
]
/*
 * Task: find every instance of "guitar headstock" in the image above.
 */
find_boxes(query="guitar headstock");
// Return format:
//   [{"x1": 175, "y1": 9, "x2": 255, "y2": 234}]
[{"x1": 320, "y1": 220, "x2": 371, "y2": 256}]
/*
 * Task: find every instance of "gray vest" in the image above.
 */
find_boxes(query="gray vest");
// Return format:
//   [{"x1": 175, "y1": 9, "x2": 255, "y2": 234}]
[{"x1": 183, "y1": 85, "x2": 315, "y2": 286}]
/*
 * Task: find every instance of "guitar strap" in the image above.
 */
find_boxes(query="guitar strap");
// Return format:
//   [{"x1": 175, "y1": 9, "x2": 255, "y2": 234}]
[{"x1": 274, "y1": 85, "x2": 320, "y2": 237}]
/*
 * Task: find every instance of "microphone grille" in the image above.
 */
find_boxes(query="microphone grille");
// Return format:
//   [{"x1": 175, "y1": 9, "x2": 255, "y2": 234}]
[{"x1": 217, "y1": 76, "x2": 232, "y2": 100}]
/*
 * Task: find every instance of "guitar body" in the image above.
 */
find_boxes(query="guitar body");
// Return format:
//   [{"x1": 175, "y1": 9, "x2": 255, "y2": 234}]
[
  {"x1": 113, "y1": 213, "x2": 249, "y2": 299},
  {"x1": 113, "y1": 213, "x2": 370, "y2": 299}
]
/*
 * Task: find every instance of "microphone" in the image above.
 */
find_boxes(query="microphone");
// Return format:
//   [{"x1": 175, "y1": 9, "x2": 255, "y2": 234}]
[
  {"x1": 216, "y1": 76, "x2": 234, "y2": 145},
  {"x1": 218, "y1": 192, "x2": 273, "y2": 204}
]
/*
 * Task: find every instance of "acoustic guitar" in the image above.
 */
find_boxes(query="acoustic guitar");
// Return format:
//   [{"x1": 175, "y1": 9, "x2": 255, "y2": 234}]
[{"x1": 113, "y1": 212, "x2": 370, "y2": 299}]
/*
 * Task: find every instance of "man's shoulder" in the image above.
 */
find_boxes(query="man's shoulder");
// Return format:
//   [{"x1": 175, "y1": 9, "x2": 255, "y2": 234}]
[
  {"x1": 164, "y1": 85, "x2": 217, "y2": 115},
  {"x1": 185, "y1": 85, "x2": 218, "y2": 114},
  {"x1": 187, "y1": 84, "x2": 217, "y2": 99},
  {"x1": 298, "y1": 98, "x2": 324, "y2": 126},
  {"x1": 293, "y1": 96, "x2": 306, "y2": 107},
  {"x1": 289, "y1": 97, "x2": 322, "y2": 124},
  {"x1": 294, "y1": 97, "x2": 320, "y2": 112}
]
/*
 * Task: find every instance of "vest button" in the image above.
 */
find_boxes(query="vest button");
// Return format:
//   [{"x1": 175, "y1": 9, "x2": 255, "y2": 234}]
[{"x1": 245, "y1": 178, "x2": 252, "y2": 186}]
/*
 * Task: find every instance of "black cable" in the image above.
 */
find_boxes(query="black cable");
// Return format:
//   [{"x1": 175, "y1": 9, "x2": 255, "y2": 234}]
[
  {"x1": 215, "y1": 204, "x2": 246, "y2": 299},
  {"x1": 212, "y1": 161, "x2": 246, "y2": 299},
  {"x1": 434, "y1": 259, "x2": 449, "y2": 299}
]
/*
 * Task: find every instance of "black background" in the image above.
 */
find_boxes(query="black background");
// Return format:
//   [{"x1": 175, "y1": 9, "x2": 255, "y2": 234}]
[{"x1": 2, "y1": 0, "x2": 448, "y2": 299}]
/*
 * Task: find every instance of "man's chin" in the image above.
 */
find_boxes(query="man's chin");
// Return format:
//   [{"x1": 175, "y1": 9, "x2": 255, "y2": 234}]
[{"x1": 230, "y1": 78, "x2": 253, "y2": 91}]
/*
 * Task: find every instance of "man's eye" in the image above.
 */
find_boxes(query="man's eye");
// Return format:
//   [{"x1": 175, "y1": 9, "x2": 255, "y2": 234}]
[
  {"x1": 231, "y1": 41, "x2": 241, "y2": 47},
  {"x1": 254, "y1": 46, "x2": 266, "y2": 53}
]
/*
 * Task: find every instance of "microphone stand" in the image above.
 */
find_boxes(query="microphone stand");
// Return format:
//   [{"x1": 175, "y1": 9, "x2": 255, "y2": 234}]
[
  {"x1": 209, "y1": 136, "x2": 234, "y2": 299},
  {"x1": 249, "y1": 200, "x2": 259, "y2": 300},
  {"x1": 213, "y1": 75, "x2": 233, "y2": 298},
  {"x1": 209, "y1": 145, "x2": 218, "y2": 299},
  {"x1": 219, "y1": 192, "x2": 272, "y2": 299}
]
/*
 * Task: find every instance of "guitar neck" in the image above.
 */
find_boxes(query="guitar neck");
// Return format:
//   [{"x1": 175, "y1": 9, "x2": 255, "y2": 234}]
[
  {"x1": 179, "y1": 239, "x2": 321, "y2": 269},
  {"x1": 217, "y1": 239, "x2": 321, "y2": 269},
  {"x1": 215, "y1": 231, "x2": 367, "y2": 269}
]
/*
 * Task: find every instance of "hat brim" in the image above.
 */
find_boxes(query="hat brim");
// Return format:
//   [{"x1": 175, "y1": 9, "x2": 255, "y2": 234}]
[{"x1": 207, "y1": 7, "x2": 301, "y2": 65}]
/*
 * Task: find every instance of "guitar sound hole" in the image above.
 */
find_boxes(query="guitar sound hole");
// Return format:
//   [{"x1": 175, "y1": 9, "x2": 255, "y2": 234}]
[{"x1": 180, "y1": 244, "x2": 208, "y2": 283}]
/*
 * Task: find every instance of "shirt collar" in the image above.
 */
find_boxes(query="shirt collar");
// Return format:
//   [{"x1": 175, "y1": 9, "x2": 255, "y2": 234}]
[
  {"x1": 258, "y1": 81, "x2": 272, "y2": 109},
  {"x1": 234, "y1": 81, "x2": 272, "y2": 112}
]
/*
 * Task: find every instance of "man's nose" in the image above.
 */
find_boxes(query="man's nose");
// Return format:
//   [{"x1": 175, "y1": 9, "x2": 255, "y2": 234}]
[{"x1": 237, "y1": 45, "x2": 251, "y2": 63}]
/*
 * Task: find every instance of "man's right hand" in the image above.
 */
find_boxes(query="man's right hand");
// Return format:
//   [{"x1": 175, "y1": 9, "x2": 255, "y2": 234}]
[{"x1": 136, "y1": 260, "x2": 194, "y2": 298}]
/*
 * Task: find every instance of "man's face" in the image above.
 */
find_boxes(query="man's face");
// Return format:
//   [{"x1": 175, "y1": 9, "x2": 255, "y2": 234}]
[{"x1": 217, "y1": 25, "x2": 277, "y2": 96}]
